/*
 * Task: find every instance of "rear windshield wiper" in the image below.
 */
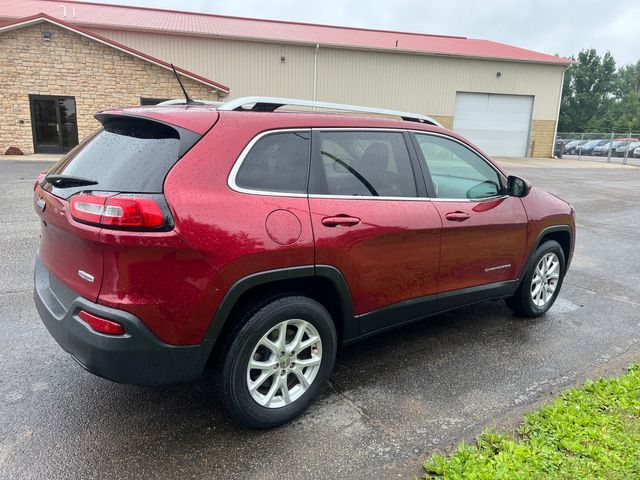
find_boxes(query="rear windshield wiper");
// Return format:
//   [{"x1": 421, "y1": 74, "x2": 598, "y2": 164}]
[{"x1": 45, "y1": 174, "x2": 99, "y2": 188}]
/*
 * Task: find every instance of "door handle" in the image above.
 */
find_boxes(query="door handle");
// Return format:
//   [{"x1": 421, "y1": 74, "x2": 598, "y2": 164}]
[
  {"x1": 321, "y1": 215, "x2": 361, "y2": 227},
  {"x1": 445, "y1": 211, "x2": 471, "y2": 222}
]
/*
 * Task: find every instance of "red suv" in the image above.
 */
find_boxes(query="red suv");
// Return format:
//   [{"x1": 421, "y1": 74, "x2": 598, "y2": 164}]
[{"x1": 33, "y1": 97, "x2": 575, "y2": 428}]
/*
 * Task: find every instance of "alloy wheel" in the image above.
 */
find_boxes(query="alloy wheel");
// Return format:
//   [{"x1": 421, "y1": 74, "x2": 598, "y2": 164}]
[
  {"x1": 246, "y1": 319, "x2": 322, "y2": 408},
  {"x1": 530, "y1": 252, "x2": 560, "y2": 307}
]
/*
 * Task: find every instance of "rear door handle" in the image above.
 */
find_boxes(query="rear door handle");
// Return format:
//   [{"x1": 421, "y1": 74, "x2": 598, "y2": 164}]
[
  {"x1": 321, "y1": 215, "x2": 361, "y2": 227},
  {"x1": 445, "y1": 211, "x2": 471, "y2": 222}
]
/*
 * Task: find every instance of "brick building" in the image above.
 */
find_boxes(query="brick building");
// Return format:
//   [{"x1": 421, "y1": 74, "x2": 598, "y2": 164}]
[
  {"x1": 0, "y1": 0, "x2": 572, "y2": 157},
  {"x1": 0, "y1": 14, "x2": 227, "y2": 154}
]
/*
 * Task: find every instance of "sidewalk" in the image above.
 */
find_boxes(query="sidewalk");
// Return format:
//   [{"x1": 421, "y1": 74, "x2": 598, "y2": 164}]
[
  {"x1": 1, "y1": 154, "x2": 62, "y2": 162},
  {"x1": 495, "y1": 156, "x2": 638, "y2": 169}
]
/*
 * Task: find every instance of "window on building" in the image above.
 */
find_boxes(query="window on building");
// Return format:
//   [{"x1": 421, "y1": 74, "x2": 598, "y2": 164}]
[
  {"x1": 312, "y1": 131, "x2": 417, "y2": 197},
  {"x1": 235, "y1": 131, "x2": 310, "y2": 193},
  {"x1": 140, "y1": 98, "x2": 172, "y2": 106}
]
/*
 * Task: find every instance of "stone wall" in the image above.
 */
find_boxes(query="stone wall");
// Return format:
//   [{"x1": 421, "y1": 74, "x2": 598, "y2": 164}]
[
  {"x1": 0, "y1": 23, "x2": 220, "y2": 154},
  {"x1": 529, "y1": 119, "x2": 557, "y2": 158}
]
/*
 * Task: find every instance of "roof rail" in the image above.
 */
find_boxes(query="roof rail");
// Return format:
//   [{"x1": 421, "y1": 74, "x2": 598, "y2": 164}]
[
  {"x1": 157, "y1": 99, "x2": 223, "y2": 106},
  {"x1": 217, "y1": 96, "x2": 443, "y2": 127}
]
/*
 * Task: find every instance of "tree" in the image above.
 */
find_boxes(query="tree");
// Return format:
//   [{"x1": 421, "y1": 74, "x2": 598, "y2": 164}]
[
  {"x1": 559, "y1": 52, "x2": 640, "y2": 134},
  {"x1": 558, "y1": 49, "x2": 617, "y2": 132},
  {"x1": 616, "y1": 61, "x2": 640, "y2": 96}
]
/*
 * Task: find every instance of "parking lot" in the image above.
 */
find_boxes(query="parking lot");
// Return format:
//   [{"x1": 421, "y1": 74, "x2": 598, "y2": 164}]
[{"x1": 1, "y1": 158, "x2": 640, "y2": 479}]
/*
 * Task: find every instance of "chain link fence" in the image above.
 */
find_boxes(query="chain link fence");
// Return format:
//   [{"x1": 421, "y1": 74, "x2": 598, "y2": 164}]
[{"x1": 555, "y1": 132, "x2": 640, "y2": 165}]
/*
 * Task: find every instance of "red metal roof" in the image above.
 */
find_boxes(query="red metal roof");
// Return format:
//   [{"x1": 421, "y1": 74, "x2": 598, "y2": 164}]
[
  {"x1": 0, "y1": 0, "x2": 572, "y2": 65},
  {"x1": 0, "y1": 13, "x2": 230, "y2": 92}
]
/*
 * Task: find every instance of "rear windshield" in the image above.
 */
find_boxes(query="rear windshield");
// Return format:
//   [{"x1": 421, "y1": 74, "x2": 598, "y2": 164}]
[{"x1": 44, "y1": 117, "x2": 200, "y2": 199}]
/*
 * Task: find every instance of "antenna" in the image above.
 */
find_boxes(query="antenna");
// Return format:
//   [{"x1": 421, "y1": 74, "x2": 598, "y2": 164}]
[{"x1": 170, "y1": 64, "x2": 201, "y2": 105}]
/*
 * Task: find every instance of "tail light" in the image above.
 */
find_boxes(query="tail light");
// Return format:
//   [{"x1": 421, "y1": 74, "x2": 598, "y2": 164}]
[
  {"x1": 70, "y1": 193, "x2": 165, "y2": 229},
  {"x1": 34, "y1": 170, "x2": 48, "y2": 190},
  {"x1": 78, "y1": 310, "x2": 126, "y2": 335}
]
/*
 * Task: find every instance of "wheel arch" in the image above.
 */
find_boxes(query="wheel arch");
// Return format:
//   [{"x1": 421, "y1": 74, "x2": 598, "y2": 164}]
[
  {"x1": 518, "y1": 224, "x2": 573, "y2": 287},
  {"x1": 203, "y1": 265, "x2": 354, "y2": 366},
  {"x1": 537, "y1": 227, "x2": 572, "y2": 267}
]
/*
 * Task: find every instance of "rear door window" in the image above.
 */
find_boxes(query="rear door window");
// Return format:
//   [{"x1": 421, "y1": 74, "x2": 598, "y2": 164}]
[
  {"x1": 44, "y1": 117, "x2": 200, "y2": 199},
  {"x1": 310, "y1": 131, "x2": 418, "y2": 197},
  {"x1": 234, "y1": 131, "x2": 310, "y2": 194}
]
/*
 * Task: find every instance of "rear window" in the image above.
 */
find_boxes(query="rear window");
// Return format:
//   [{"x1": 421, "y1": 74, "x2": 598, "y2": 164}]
[
  {"x1": 234, "y1": 131, "x2": 310, "y2": 194},
  {"x1": 44, "y1": 117, "x2": 200, "y2": 199}
]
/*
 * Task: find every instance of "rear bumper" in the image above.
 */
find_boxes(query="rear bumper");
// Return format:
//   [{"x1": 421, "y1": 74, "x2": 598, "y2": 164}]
[{"x1": 34, "y1": 257, "x2": 211, "y2": 386}]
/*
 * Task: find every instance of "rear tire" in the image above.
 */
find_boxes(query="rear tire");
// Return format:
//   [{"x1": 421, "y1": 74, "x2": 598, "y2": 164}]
[
  {"x1": 218, "y1": 295, "x2": 337, "y2": 429},
  {"x1": 505, "y1": 240, "x2": 565, "y2": 317}
]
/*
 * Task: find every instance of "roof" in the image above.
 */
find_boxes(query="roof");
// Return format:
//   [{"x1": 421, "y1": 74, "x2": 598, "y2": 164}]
[
  {"x1": 0, "y1": 13, "x2": 230, "y2": 92},
  {"x1": 0, "y1": 0, "x2": 572, "y2": 65}
]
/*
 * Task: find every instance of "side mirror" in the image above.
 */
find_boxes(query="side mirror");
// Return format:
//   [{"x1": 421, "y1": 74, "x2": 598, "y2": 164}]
[{"x1": 507, "y1": 175, "x2": 530, "y2": 197}]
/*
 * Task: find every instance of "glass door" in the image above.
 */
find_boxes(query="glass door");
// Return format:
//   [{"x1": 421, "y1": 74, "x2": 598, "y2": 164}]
[{"x1": 30, "y1": 95, "x2": 79, "y2": 153}]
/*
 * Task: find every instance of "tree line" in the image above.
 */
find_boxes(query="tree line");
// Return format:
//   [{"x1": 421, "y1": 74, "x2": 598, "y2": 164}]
[{"x1": 558, "y1": 49, "x2": 640, "y2": 133}]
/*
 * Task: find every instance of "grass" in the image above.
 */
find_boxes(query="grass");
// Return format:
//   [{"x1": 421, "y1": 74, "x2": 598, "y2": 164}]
[{"x1": 423, "y1": 364, "x2": 640, "y2": 479}]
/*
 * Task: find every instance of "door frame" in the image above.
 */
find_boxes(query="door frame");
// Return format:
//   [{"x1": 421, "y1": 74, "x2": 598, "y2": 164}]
[{"x1": 29, "y1": 94, "x2": 78, "y2": 154}]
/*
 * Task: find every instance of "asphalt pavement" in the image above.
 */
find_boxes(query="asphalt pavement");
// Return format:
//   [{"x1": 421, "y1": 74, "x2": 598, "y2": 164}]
[{"x1": 1, "y1": 159, "x2": 639, "y2": 479}]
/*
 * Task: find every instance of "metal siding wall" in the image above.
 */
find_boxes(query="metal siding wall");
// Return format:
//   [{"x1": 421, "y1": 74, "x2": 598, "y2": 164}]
[
  {"x1": 92, "y1": 28, "x2": 564, "y2": 120},
  {"x1": 316, "y1": 48, "x2": 564, "y2": 119},
  {"x1": 92, "y1": 29, "x2": 315, "y2": 98}
]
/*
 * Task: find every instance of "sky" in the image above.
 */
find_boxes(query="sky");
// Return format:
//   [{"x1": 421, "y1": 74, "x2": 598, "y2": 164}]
[{"x1": 83, "y1": 0, "x2": 639, "y2": 66}]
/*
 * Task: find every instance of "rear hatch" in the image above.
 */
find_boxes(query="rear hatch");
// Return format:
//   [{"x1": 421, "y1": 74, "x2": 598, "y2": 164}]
[{"x1": 34, "y1": 108, "x2": 217, "y2": 302}]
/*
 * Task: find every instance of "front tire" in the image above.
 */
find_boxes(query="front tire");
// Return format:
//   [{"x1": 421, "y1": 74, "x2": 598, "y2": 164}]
[
  {"x1": 505, "y1": 240, "x2": 565, "y2": 317},
  {"x1": 218, "y1": 296, "x2": 337, "y2": 428}
]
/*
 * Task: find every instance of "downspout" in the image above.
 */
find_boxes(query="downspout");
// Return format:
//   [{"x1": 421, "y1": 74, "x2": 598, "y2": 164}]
[
  {"x1": 313, "y1": 44, "x2": 320, "y2": 103},
  {"x1": 551, "y1": 65, "x2": 568, "y2": 158}
]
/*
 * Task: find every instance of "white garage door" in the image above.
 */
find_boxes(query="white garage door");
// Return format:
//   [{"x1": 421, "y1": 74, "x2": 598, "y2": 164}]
[{"x1": 453, "y1": 93, "x2": 533, "y2": 157}]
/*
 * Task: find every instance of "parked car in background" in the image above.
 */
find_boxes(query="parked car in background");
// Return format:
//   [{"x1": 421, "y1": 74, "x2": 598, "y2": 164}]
[
  {"x1": 576, "y1": 139, "x2": 608, "y2": 156},
  {"x1": 614, "y1": 140, "x2": 640, "y2": 157},
  {"x1": 592, "y1": 141, "x2": 632, "y2": 156},
  {"x1": 33, "y1": 96, "x2": 576, "y2": 428},
  {"x1": 564, "y1": 139, "x2": 587, "y2": 155},
  {"x1": 634, "y1": 146, "x2": 640, "y2": 158}
]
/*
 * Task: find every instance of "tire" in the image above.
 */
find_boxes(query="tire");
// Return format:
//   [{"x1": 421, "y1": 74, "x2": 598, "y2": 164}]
[
  {"x1": 218, "y1": 295, "x2": 337, "y2": 429},
  {"x1": 505, "y1": 240, "x2": 566, "y2": 317}
]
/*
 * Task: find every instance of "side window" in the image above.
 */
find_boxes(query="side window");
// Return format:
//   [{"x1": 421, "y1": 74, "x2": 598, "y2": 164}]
[
  {"x1": 235, "y1": 131, "x2": 310, "y2": 193},
  {"x1": 414, "y1": 134, "x2": 503, "y2": 199},
  {"x1": 311, "y1": 131, "x2": 417, "y2": 197}
]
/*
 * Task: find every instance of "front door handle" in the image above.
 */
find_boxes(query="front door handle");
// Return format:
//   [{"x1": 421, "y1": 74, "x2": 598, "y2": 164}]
[
  {"x1": 445, "y1": 211, "x2": 471, "y2": 222},
  {"x1": 321, "y1": 215, "x2": 361, "y2": 227}
]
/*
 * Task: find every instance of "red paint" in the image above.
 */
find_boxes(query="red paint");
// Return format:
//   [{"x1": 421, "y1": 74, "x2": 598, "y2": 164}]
[
  {"x1": 34, "y1": 185, "x2": 104, "y2": 302},
  {"x1": 309, "y1": 198, "x2": 442, "y2": 315},
  {"x1": 433, "y1": 197, "x2": 528, "y2": 292},
  {"x1": 519, "y1": 187, "x2": 576, "y2": 272},
  {"x1": 34, "y1": 106, "x2": 576, "y2": 347},
  {"x1": 2, "y1": 4, "x2": 572, "y2": 65},
  {"x1": 265, "y1": 210, "x2": 303, "y2": 245}
]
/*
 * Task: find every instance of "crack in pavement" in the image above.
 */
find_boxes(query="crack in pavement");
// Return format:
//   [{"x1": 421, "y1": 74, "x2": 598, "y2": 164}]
[
  {"x1": 327, "y1": 380, "x2": 400, "y2": 440},
  {"x1": 0, "y1": 289, "x2": 33, "y2": 297}
]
